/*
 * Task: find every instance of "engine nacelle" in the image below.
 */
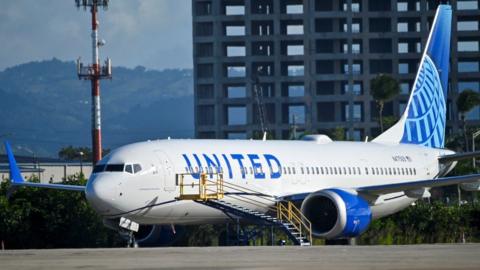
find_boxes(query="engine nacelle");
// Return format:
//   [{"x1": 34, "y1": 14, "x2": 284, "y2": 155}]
[{"x1": 301, "y1": 189, "x2": 372, "y2": 239}]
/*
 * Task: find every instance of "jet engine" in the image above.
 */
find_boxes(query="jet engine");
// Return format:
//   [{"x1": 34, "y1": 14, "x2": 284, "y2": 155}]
[{"x1": 301, "y1": 189, "x2": 372, "y2": 239}]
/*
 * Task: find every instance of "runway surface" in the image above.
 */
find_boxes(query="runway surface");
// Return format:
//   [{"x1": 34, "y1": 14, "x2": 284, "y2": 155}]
[{"x1": 1, "y1": 244, "x2": 479, "y2": 270}]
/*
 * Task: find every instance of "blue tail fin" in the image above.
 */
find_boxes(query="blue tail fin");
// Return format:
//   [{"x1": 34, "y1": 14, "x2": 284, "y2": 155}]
[
  {"x1": 373, "y1": 5, "x2": 452, "y2": 148},
  {"x1": 4, "y1": 141, "x2": 24, "y2": 184}
]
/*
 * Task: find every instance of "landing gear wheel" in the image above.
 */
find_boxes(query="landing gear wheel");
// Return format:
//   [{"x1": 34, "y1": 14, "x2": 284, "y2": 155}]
[{"x1": 127, "y1": 231, "x2": 138, "y2": 248}]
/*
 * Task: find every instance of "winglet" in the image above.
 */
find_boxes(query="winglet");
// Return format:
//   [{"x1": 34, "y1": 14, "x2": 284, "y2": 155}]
[{"x1": 4, "y1": 141, "x2": 24, "y2": 184}]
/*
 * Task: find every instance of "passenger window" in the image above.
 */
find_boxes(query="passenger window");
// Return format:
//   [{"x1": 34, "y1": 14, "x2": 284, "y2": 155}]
[
  {"x1": 301, "y1": 167, "x2": 304, "y2": 174},
  {"x1": 320, "y1": 167, "x2": 324, "y2": 174},
  {"x1": 292, "y1": 167, "x2": 296, "y2": 174},
  {"x1": 125, "y1": 164, "x2": 133, "y2": 174},
  {"x1": 288, "y1": 167, "x2": 292, "y2": 174},
  {"x1": 365, "y1": 167, "x2": 368, "y2": 175},
  {"x1": 414, "y1": 168, "x2": 417, "y2": 175},
  {"x1": 283, "y1": 167, "x2": 287, "y2": 174},
  {"x1": 316, "y1": 167, "x2": 319, "y2": 174},
  {"x1": 306, "y1": 167, "x2": 310, "y2": 174}
]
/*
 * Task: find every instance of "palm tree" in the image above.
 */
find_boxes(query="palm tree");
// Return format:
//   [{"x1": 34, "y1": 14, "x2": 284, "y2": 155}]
[
  {"x1": 456, "y1": 89, "x2": 480, "y2": 151},
  {"x1": 370, "y1": 74, "x2": 400, "y2": 132}
]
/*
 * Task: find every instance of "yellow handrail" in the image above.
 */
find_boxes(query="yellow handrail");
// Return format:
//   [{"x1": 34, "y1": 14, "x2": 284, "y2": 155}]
[
  {"x1": 176, "y1": 172, "x2": 313, "y2": 245},
  {"x1": 277, "y1": 201, "x2": 313, "y2": 245}
]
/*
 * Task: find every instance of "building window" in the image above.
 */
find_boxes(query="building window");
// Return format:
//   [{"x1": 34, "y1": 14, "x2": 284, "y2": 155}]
[
  {"x1": 352, "y1": 43, "x2": 361, "y2": 54},
  {"x1": 287, "y1": 45, "x2": 304, "y2": 56},
  {"x1": 457, "y1": 1, "x2": 478, "y2": 10},
  {"x1": 286, "y1": 24, "x2": 304, "y2": 35},
  {"x1": 227, "y1": 132, "x2": 247, "y2": 139},
  {"x1": 197, "y1": 84, "x2": 214, "y2": 99},
  {"x1": 196, "y1": 22, "x2": 213, "y2": 36},
  {"x1": 399, "y1": 63, "x2": 409, "y2": 74},
  {"x1": 225, "y1": 5, "x2": 245, "y2": 15},
  {"x1": 286, "y1": 4, "x2": 303, "y2": 14},
  {"x1": 288, "y1": 84, "x2": 305, "y2": 97},
  {"x1": 400, "y1": 83, "x2": 410, "y2": 94},
  {"x1": 344, "y1": 103, "x2": 363, "y2": 122},
  {"x1": 227, "y1": 106, "x2": 247, "y2": 125},
  {"x1": 397, "y1": 22, "x2": 408, "y2": 32},
  {"x1": 253, "y1": 42, "x2": 274, "y2": 56},
  {"x1": 252, "y1": 21, "x2": 273, "y2": 36},
  {"x1": 352, "y1": 23, "x2": 361, "y2": 33},
  {"x1": 398, "y1": 43, "x2": 408, "y2": 53},
  {"x1": 226, "y1": 85, "x2": 246, "y2": 98},
  {"x1": 458, "y1": 41, "x2": 479, "y2": 52},
  {"x1": 196, "y1": 1, "x2": 212, "y2": 16},
  {"x1": 288, "y1": 105, "x2": 306, "y2": 124},
  {"x1": 457, "y1": 21, "x2": 479, "y2": 31},
  {"x1": 343, "y1": 82, "x2": 362, "y2": 95},
  {"x1": 197, "y1": 63, "x2": 213, "y2": 78},
  {"x1": 397, "y1": 2, "x2": 408, "y2": 11},
  {"x1": 226, "y1": 45, "x2": 246, "y2": 57},
  {"x1": 287, "y1": 64, "x2": 304, "y2": 76},
  {"x1": 198, "y1": 105, "x2": 215, "y2": 125},
  {"x1": 225, "y1": 25, "x2": 245, "y2": 36},
  {"x1": 226, "y1": 65, "x2": 246, "y2": 78},
  {"x1": 458, "y1": 61, "x2": 480, "y2": 73}
]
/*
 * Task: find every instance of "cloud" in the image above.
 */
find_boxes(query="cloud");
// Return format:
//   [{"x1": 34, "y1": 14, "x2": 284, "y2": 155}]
[{"x1": 0, "y1": 0, "x2": 192, "y2": 71}]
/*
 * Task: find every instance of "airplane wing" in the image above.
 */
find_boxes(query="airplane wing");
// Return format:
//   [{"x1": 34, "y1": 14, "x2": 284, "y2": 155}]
[
  {"x1": 4, "y1": 141, "x2": 85, "y2": 192},
  {"x1": 357, "y1": 174, "x2": 480, "y2": 195},
  {"x1": 279, "y1": 174, "x2": 480, "y2": 202},
  {"x1": 438, "y1": 151, "x2": 480, "y2": 163}
]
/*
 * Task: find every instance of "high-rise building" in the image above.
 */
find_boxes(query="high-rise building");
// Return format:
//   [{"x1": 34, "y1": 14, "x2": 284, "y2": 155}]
[{"x1": 192, "y1": 0, "x2": 480, "y2": 140}]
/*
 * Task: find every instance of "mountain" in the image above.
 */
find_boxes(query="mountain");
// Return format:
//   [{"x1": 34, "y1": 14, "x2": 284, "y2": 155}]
[{"x1": 0, "y1": 59, "x2": 193, "y2": 157}]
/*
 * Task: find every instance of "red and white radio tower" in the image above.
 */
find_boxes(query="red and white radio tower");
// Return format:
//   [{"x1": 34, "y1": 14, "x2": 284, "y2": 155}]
[{"x1": 75, "y1": 0, "x2": 112, "y2": 165}]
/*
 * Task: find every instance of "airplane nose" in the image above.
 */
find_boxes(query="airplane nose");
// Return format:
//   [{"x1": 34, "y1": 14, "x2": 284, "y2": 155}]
[{"x1": 86, "y1": 175, "x2": 119, "y2": 215}]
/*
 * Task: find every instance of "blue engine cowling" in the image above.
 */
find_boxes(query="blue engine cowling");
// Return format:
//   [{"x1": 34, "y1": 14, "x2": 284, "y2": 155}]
[{"x1": 301, "y1": 189, "x2": 372, "y2": 239}]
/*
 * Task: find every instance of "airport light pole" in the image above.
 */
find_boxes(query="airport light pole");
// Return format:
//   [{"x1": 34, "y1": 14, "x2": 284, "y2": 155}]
[
  {"x1": 75, "y1": 0, "x2": 112, "y2": 165},
  {"x1": 79, "y1": 151, "x2": 84, "y2": 176}
]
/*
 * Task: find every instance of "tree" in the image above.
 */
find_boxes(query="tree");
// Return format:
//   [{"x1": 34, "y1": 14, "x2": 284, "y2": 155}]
[
  {"x1": 370, "y1": 74, "x2": 400, "y2": 132},
  {"x1": 456, "y1": 89, "x2": 480, "y2": 151},
  {"x1": 58, "y1": 146, "x2": 110, "y2": 161}
]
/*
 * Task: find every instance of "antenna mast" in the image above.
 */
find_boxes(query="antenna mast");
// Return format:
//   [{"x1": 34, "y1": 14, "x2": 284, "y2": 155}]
[{"x1": 75, "y1": 0, "x2": 112, "y2": 165}]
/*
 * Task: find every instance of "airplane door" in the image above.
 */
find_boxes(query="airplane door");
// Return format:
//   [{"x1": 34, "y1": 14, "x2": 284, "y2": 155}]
[{"x1": 155, "y1": 151, "x2": 176, "y2": 192}]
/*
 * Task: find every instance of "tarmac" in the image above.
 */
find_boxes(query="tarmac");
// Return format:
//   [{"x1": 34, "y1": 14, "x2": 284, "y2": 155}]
[{"x1": 0, "y1": 244, "x2": 479, "y2": 270}]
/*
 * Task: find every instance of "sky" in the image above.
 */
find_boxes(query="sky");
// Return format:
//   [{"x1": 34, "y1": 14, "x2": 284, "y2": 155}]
[{"x1": 0, "y1": 0, "x2": 192, "y2": 71}]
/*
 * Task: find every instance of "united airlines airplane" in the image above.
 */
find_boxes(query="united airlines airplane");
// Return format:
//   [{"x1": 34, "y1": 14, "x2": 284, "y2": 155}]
[{"x1": 4, "y1": 5, "x2": 480, "y2": 245}]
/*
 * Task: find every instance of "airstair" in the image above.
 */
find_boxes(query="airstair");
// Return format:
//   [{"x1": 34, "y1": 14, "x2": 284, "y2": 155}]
[{"x1": 176, "y1": 172, "x2": 313, "y2": 246}]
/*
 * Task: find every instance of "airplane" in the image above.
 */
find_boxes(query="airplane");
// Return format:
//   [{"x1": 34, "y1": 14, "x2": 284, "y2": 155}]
[{"x1": 4, "y1": 4, "x2": 480, "y2": 246}]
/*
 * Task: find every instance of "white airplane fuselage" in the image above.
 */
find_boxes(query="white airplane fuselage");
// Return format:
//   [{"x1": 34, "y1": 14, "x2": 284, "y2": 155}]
[{"x1": 85, "y1": 138, "x2": 453, "y2": 225}]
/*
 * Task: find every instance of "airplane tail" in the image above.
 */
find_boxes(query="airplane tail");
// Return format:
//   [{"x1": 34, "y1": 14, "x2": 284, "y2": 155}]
[
  {"x1": 4, "y1": 141, "x2": 24, "y2": 184},
  {"x1": 372, "y1": 5, "x2": 452, "y2": 149}
]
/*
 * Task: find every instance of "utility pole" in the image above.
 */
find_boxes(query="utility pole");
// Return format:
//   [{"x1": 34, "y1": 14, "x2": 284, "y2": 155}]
[{"x1": 75, "y1": 0, "x2": 112, "y2": 165}]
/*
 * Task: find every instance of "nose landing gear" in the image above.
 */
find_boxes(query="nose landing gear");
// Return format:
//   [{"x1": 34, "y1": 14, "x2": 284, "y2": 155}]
[{"x1": 119, "y1": 217, "x2": 140, "y2": 248}]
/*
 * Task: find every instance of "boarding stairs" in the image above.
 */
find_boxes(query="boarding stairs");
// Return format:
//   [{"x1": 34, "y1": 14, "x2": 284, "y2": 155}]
[{"x1": 176, "y1": 172, "x2": 312, "y2": 246}]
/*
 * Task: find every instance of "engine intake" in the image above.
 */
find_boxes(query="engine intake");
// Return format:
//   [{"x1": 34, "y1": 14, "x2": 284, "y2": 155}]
[{"x1": 301, "y1": 189, "x2": 372, "y2": 239}]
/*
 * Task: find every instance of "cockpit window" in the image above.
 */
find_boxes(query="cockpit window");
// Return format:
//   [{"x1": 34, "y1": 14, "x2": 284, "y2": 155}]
[
  {"x1": 93, "y1": 164, "x2": 106, "y2": 173},
  {"x1": 105, "y1": 164, "x2": 125, "y2": 172},
  {"x1": 125, "y1": 164, "x2": 133, "y2": 174},
  {"x1": 133, "y1": 164, "x2": 142, "y2": 174}
]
